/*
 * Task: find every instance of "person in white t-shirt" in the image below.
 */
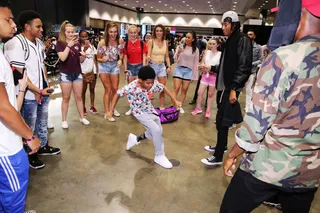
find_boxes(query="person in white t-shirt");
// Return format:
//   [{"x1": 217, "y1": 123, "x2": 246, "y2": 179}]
[
  {"x1": 79, "y1": 30, "x2": 98, "y2": 115},
  {"x1": 0, "y1": 1, "x2": 40, "y2": 212},
  {"x1": 4, "y1": 10, "x2": 61, "y2": 170}
]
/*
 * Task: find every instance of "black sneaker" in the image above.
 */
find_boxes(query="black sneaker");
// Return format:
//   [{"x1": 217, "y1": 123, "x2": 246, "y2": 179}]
[
  {"x1": 263, "y1": 201, "x2": 282, "y2": 210},
  {"x1": 204, "y1": 145, "x2": 228, "y2": 153},
  {"x1": 201, "y1": 156, "x2": 222, "y2": 166},
  {"x1": 29, "y1": 154, "x2": 45, "y2": 169},
  {"x1": 189, "y1": 99, "x2": 196, "y2": 104},
  {"x1": 38, "y1": 145, "x2": 61, "y2": 156}
]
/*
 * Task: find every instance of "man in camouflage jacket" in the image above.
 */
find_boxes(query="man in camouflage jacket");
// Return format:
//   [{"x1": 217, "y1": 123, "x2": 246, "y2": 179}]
[{"x1": 220, "y1": 0, "x2": 320, "y2": 212}]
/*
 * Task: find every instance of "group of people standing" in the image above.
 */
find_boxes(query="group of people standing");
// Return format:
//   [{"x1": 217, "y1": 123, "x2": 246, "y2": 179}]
[{"x1": 0, "y1": 0, "x2": 319, "y2": 212}]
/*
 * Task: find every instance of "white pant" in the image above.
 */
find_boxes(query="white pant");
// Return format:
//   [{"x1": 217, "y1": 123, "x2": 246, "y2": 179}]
[
  {"x1": 135, "y1": 113, "x2": 165, "y2": 156},
  {"x1": 245, "y1": 73, "x2": 256, "y2": 112}
]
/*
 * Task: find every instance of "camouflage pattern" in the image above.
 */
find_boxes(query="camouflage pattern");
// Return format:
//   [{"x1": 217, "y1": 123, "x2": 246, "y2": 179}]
[{"x1": 237, "y1": 35, "x2": 320, "y2": 188}]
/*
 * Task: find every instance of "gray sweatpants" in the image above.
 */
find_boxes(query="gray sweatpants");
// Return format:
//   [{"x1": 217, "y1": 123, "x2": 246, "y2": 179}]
[{"x1": 135, "y1": 113, "x2": 164, "y2": 156}]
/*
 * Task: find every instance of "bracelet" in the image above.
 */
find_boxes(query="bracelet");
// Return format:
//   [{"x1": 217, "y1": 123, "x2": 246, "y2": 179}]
[
  {"x1": 25, "y1": 136, "x2": 35, "y2": 142},
  {"x1": 19, "y1": 90, "x2": 25, "y2": 93},
  {"x1": 67, "y1": 45, "x2": 71, "y2": 49},
  {"x1": 40, "y1": 89, "x2": 43, "y2": 95}
]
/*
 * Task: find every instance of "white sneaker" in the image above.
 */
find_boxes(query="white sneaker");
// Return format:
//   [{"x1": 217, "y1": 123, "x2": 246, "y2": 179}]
[
  {"x1": 80, "y1": 118, "x2": 90, "y2": 125},
  {"x1": 126, "y1": 133, "x2": 140, "y2": 150},
  {"x1": 47, "y1": 120, "x2": 54, "y2": 129},
  {"x1": 113, "y1": 109, "x2": 120, "y2": 117},
  {"x1": 125, "y1": 109, "x2": 132, "y2": 116},
  {"x1": 104, "y1": 114, "x2": 115, "y2": 122},
  {"x1": 179, "y1": 108, "x2": 185, "y2": 114},
  {"x1": 62, "y1": 121, "x2": 68, "y2": 129},
  {"x1": 154, "y1": 155, "x2": 173, "y2": 169}
]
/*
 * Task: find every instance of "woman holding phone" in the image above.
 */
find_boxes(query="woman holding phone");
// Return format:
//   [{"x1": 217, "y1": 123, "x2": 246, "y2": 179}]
[
  {"x1": 97, "y1": 22, "x2": 124, "y2": 122},
  {"x1": 56, "y1": 20, "x2": 90, "y2": 129},
  {"x1": 172, "y1": 31, "x2": 199, "y2": 114},
  {"x1": 147, "y1": 24, "x2": 171, "y2": 109}
]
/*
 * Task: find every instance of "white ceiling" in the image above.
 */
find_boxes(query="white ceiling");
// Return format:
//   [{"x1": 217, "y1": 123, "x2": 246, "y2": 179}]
[{"x1": 101, "y1": 0, "x2": 270, "y2": 14}]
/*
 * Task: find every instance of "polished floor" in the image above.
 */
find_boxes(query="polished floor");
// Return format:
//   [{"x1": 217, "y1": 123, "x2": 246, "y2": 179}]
[{"x1": 25, "y1": 69, "x2": 320, "y2": 213}]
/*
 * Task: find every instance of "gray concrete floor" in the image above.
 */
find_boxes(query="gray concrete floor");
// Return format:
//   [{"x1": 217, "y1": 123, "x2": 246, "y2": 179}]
[{"x1": 25, "y1": 68, "x2": 320, "y2": 213}]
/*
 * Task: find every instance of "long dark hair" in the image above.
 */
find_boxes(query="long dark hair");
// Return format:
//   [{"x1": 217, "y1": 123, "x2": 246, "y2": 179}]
[
  {"x1": 152, "y1": 24, "x2": 166, "y2": 41},
  {"x1": 103, "y1": 22, "x2": 120, "y2": 46},
  {"x1": 184, "y1": 31, "x2": 197, "y2": 54}
]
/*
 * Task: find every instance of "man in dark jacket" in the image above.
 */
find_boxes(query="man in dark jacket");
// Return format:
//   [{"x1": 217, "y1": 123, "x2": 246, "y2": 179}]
[{"x1": 201, "y1": 11, "x2": 252, "y2": 166}]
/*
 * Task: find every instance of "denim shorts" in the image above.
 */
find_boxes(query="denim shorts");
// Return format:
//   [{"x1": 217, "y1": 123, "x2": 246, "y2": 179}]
[
  {"x1": 99, "y1": 61, "x2": 120, "y2": 75},
  {"x1": 149, "y1": 61, "x2": 167, "y2": 77},
  {"x1": 127, "y1": 63, "x2": 143, "y2": 76},
  {"x1": 173, "y1": 66, "x2": 192, "y2": 80},
  {"x1": 59, "y1": 72, "x2": 83, "y2": 83}
]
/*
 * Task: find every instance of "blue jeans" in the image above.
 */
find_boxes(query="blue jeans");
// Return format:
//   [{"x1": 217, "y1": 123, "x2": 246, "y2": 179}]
[
  {"x1": 127, "y1": 63, "x2": 143, "y2": 76},
  {"x1": 173, "y1": 66, "x2": 192, "y2": 80},
  {"x1": 21, "y1": 96, "x2": 49, "y2": 148},
  {"x1": 149, "y1": 61, "x2": 167, "y2": 77},
  {"x1": 98, "y1": 61, "x2": 120, "y2": 75},
  {"x1": 59, "y1": 72, "x2": 83, "y2": 83}
]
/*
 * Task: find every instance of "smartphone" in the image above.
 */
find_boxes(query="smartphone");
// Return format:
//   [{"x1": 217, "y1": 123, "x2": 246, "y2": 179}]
[
  {"x1": 73, "y1": 32, "x2": 79, "y2": 40},
  {"x1": 47, "y1": 88, "x2": 54, "y2": 94}
]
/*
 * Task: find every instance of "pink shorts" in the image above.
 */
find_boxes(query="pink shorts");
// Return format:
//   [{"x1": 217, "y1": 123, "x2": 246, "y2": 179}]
[{"x1": 200, "y1": 72, "x2": 216, "y2": 87}]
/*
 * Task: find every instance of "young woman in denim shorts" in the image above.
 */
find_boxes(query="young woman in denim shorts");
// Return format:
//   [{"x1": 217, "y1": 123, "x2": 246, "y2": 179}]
[
  {"x1": 172, "y1": 31, "x2": 199, "y2": 114},
  {"x1": 97, "y1": 22, "x2": 124, "y2": 122},
  {"x1": 123, "y1": 25, "x2": 147, "y2": 116},
  {"x1": 56, "y1": 20, "x2": 90, "y2": 129},
  {"x1": 147, "y1": 24, "x2": 171, "y2": 109}
]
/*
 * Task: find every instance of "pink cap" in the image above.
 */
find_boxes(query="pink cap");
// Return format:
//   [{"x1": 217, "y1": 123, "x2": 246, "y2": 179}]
[{"x1": 302, "y1": 0, "x2": 320, "y2": 17}]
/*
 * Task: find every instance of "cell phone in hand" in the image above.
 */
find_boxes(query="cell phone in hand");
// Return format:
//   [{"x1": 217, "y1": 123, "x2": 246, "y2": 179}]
[
  {"x1": 47, "y1": 89, "x2": 54, "y2": 93},
  {"x1": 73, "y1": 32, "x2": 79, "y2": 40}
]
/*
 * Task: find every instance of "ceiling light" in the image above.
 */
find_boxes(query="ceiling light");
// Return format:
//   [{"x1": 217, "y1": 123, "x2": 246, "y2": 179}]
[
  {"x1": 208, "y1": 1, "x2": 211, "y2": 3},
  {"x1": 263, "y1": 3, "x2": 265, "y2": 5},
  {"x1": 182, "y1": 1, "x2": 185, "y2": 3},
  {"x1": 209, "y1": 5, "x2": 212, "y2": 7},
  {"x1": 158, "y1": 0, "x2": 161, "y2": 2},
  {"x1": 234, "y1": 1, "x2": 237, "y2": 4},
  {"x1": 186, "y1": 4, "x2": 189, "y2": 6},
  {"x1": 170, "y1": 7, "x2": 172, "y2": 9},
  {"x1": 165, "y1": 4, "x2": 167, "y2": 6},
  {"x1": 132, "y1": 7, "x2": 135, "y2": 8},
  {"x1": 124, "y1": 3, "x2": 127, "y2": 6},
  {"x1": 115, "y1": 0, "x2": 117, "y2": 2},
  {"x1": 161, "y1": 11, "x2": 163, "y2": 12},
  {"x1": 265, "y1": 0, "x2": 268, "y2": 2},
  {"x1": 136, "y1": 0, "x2": 139, "y2": 2},
  {"x1": 190, "y1": 7, "x2": 193, "y2": 9},
  {"x1": 174, "y1": 9, "x2": 177, "y2": 11},
  {"x1": 151, "y1": 6, "x2": 153, "y2": 8},
  {"x1": 193, "y1": 9, "x2": 195, "y2": 11},
  {"x1": 144, "y1": 4, "x2": 147, "y2": 6},
  {"x1": 233, "y1": 8, "x2": 235, "y2": 10},
  {"x1": 233, "y1": 5, "x2": 236, "y2": 7}
]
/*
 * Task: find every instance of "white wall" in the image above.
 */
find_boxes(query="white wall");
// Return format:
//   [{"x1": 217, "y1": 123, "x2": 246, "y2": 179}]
[
  {"x1": 89, "y1": 0, "x2": 139, "y2": 24},
  {"x1": 140, "y1": 14, "x2": 246, "y2": 28}
]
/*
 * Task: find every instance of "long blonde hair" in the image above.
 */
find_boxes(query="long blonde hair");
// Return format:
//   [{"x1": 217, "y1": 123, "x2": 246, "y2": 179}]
[
  {"x1": 206, "y1": 39, "x2": 218, "y2": 50},
  {"x1": 58, "y1": 20, "x2": 75, "y2": 44}
]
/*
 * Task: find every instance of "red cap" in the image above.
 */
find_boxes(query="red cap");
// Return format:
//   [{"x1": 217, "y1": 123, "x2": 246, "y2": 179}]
[{"x1": 302, "y1": 0, "x2": 320, "y2": 17}]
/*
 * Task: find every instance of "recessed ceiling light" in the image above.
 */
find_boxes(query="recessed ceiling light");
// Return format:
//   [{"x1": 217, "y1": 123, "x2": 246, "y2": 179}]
[
  {"x1": 174, "y1": 9, "x2": 177, "y2": 11},
  {"x1": 115, "y1": 0, "x2": 117, "y2": 2},
  {"x1": 170, "y1": 7, "x2": 172, "y2": 9},
  {"x1": 193, "y1": 9, "x2": 195, "y2": 11},
  {"x1": 132, "y1": 6, "x2": 135, "y2": 8},
  {"x1": 144, "y1": 4, "x2": 146, "y2": 6},
  {"x1": 234, "y1": 1, "x2": 237, "y2": 4},
  {"x1": 151, "y1": 6, "x2": 153, "y2": 8},
  {"x1": 161, "y1": 11, "x2": 163, "y2": 12},
  {"x1": 263, "y1": 3, "x2": 265, "y2": 5},
  {"x1": 186, "y1": 4, "x2": 189, "y2": 6},
  {"x1": 165, "y1": 4, "x2": 167, "y2": 6},
  {"x1": 124, "y1": 3, "x2": 127, "y2": 6},
  {"x1": 158, "y1": 0, "x2": 161, "y2": 2},
  {"x1": 208, "y1": 1, "x2": 211, "y2": 3},
  {"x1": 209, "y1": 5, "x2": 212, "y2": 7},
  {"x1": 136, "y1": 0, "x2": 139, "y2": 2},
  {"x1": 233, "y1": 5, "x2": 236, "y2": 7},
  {"x1": 265, "y1": 0, "x2": 268, "y2": 2},
  {"x1": 233, "y1": 8, "x2": 235, "y2": 10}
]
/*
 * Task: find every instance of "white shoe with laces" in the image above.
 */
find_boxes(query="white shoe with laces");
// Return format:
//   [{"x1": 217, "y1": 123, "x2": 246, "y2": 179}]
[
  {"x1": 154, "y1": 155, "x2": 173, "y2": 169},
  {"x1": 62, "y1": 121, "x2": 68, "y2": 129},
  {"x1": 179, "y1": 108, "x2": 185, "y2": 114},
  {"x1": 80, "y1": 118, "x2": 90, "y2": 125},
  {"x1": 126, "y1": 133, "x2": 140, "y2": 150},
  {"x1": 113, "y1": 109, "x2": 120, "y2": 117}
]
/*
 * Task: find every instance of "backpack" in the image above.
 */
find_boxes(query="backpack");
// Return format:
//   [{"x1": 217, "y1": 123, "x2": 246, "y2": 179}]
[
  {"x1": 155, "y1": 106, "x2": 179, "y2": 124},
  {"x1": 125, "y1": 40, "x2": 144, "y2": 61}
]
